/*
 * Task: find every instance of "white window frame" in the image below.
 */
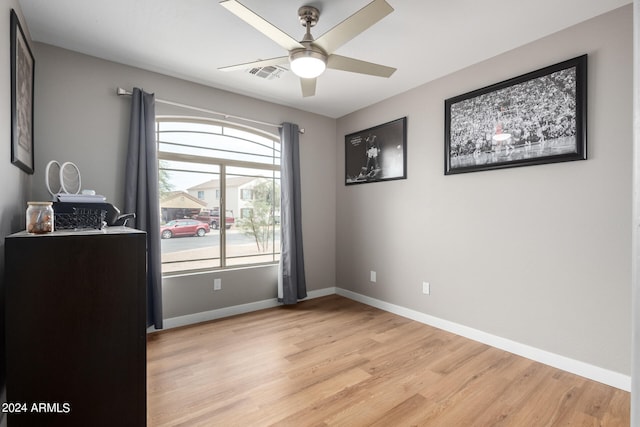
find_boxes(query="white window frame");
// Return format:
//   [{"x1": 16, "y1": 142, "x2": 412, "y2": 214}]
[{"x1": 157, "y1": 116, "x2": 281, "y2": 273}]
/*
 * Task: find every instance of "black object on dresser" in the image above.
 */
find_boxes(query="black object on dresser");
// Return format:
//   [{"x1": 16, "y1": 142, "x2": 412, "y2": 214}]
[{"x1": 4, "y1": 227, "x2": 147, "y2": 426}]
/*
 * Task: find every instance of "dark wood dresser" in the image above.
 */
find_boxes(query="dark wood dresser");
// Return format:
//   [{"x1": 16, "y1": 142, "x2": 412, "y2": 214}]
[{"x1": 4, "y1": 227, "x2": 147, "y2": 426}]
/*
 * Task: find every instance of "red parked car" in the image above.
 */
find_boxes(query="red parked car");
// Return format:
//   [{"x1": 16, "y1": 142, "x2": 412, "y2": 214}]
[{"x1": 160, "y1": 219, "x2": 210, "y2": 239}]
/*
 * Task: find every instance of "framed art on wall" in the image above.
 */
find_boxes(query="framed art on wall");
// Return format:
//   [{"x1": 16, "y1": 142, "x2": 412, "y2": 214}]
[
  {"x1": 10, "y1": 9, "x2": 35, "y2": 174},
  {"x1": 345, "y1": 117, "x2": 407, "y2": 185},
  {"x1": 444, "y1": 55, "x2": 587, "y2": 175}
]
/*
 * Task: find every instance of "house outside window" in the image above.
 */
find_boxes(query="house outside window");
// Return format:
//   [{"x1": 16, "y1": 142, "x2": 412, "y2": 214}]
[{"x1": 157, "y1": 118, "x2": 281, "y2": 274}]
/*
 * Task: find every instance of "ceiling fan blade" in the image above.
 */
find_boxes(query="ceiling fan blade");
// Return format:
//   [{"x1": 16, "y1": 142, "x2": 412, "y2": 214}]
[
  {"x1": 327, "y1": 55, "x2": 396, "y2": 78},
  {"x1": 314, "y1": 0, "x2": 393, "y2": 55},
  {"x1": 300, "y1": 78, "x2": 316, "y2": 97},
  {"x1": 218, "y1": 56, "x2": 289, "y2": 72},
  {"x1": 220, "y1": 0, "x2": 304, "y2": 51}
]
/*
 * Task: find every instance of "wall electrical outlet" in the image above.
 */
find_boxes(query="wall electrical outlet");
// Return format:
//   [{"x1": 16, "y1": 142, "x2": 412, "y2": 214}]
[
  {"x1": 370, "y1": 271, "x2": 377, "y2": 283},
  {"x1": 422, "y1": 282, "x2": 430, "y2": 295},
  {"x1": 214, "y1": 278, "x2": 222, "y2": 291}
]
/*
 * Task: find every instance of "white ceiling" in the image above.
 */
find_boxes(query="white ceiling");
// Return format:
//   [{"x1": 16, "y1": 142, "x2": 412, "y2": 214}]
[{"x1": 18, "y1": 0, "x2": 631, "y2": 119}]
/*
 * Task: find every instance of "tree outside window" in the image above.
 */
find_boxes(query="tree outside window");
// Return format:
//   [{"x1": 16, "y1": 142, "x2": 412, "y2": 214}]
[{"x1": 237, "y1": 179, "x2": 280, "y2": 253}]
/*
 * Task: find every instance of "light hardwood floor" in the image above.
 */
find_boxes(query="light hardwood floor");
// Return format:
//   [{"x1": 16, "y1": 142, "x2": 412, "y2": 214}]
[{"x1": 147, "y1": 295, "x2": 630, "y2": 426}]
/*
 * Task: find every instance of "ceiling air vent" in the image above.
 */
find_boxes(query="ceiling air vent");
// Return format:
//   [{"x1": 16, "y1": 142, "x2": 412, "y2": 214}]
[{"x1": 246, "y1": 65, "x2": 287, "y2": 80}]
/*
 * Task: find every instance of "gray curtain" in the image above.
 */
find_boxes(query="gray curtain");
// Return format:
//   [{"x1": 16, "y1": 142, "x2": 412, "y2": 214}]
[
  {"x1": 278, "y1": 122, "x2": 307, "y2": 304},
  {"x1": 124, "y1": 87, "x2": 163, "y2": 329}
]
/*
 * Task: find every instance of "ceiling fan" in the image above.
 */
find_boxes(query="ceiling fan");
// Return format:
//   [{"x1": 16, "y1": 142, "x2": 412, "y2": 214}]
[{"x1": 218, "y1": 0, "x2": 397, "y2": 97}]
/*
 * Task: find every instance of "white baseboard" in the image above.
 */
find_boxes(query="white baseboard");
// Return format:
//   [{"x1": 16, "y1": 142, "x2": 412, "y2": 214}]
[
  {"x1": 149, "y1": 285, "x2": 630, "y2": 391},
  {"x1": 336, "y1": 288, "x2": 631, "y2": 392},
  {"x1": 150, "y1": 287, "x2": 337, "y2": 332}
]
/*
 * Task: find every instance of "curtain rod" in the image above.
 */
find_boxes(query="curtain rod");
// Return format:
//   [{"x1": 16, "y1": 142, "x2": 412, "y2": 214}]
[{"x1": 116, "y1": 88, "x2": 305, "y2": 134}]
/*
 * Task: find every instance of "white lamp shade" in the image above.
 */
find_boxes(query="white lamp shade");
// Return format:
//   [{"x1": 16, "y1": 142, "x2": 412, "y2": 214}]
[{"x1": 290, "y1": 52, "x2": 326, "y2": 79}]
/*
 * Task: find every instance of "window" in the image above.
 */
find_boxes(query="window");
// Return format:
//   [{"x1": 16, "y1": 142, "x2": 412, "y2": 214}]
[
  {"x1": 157, "y1": 118, "x2": 281, "y2": 274},
  {"x1": 241, "y1": 189, "x2": 253, "y2": 200}
]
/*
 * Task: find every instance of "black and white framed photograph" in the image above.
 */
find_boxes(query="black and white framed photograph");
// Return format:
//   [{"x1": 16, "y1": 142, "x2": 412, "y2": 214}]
[
  {"x1": 345, "y1": 117, "x2": 407, "y2": 185},
  {"x1": 10, "y1": 9, "x2": 35, "y2": 174},
  {"x1": 445, "y1": 55, "x2": 587, "y2": 175}
]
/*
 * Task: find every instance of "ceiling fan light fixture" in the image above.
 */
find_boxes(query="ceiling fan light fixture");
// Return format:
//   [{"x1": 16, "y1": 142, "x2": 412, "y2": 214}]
[
  {"x1": 289, "y1": 48, "x2": 327, "y2": 79},
  {"x1": 219, "y1": 0, "x2": 395, "y2": 96}
]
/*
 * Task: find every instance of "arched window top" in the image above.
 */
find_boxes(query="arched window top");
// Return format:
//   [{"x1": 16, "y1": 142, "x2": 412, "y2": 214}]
[{"x1": 157, "y1": 116, "x2": 280, "y2": 168}]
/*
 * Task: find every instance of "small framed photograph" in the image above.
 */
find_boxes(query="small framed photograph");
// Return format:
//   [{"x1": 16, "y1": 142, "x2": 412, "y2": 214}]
[
  {"x1": 445, "y1": 55, "x2": 587, "y2": 175},
  {"x1": 345, "y1": 117, "x2": 407, "y2": 185},
  {"x1": 10, "y1": 9, "x2": 35, "y2": 174}
]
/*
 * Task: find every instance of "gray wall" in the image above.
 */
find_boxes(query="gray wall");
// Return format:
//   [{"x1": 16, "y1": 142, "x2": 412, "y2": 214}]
[
  {"x1": 336, "y1": 5, "x2": 632, "y2": 375},
  {"x1": 32, "y1": 43, "x2": 337, "y2": 319},
  {"x1": 0, "y1": 2, "x2": 33, "y2": 424}
]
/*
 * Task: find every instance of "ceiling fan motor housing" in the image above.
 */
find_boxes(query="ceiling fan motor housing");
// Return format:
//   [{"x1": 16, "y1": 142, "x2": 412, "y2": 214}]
[
  {"x1": 298, "y1": 6, "x2": 320, "y2": 28},
  {"x1": 290, "y1": 5, "x2": 327, "y2": 78}
]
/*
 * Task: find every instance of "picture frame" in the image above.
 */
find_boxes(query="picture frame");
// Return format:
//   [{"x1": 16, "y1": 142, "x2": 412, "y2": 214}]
[
  {"x1": 444, "y1": 55, "x2": 587, "y2": 175},
  {"x1": 345, "y1": 117, "x2": 407, "y2": 185},
  {"x1": 10, "y1": 9, "x2": 35, "y2": 174}
]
